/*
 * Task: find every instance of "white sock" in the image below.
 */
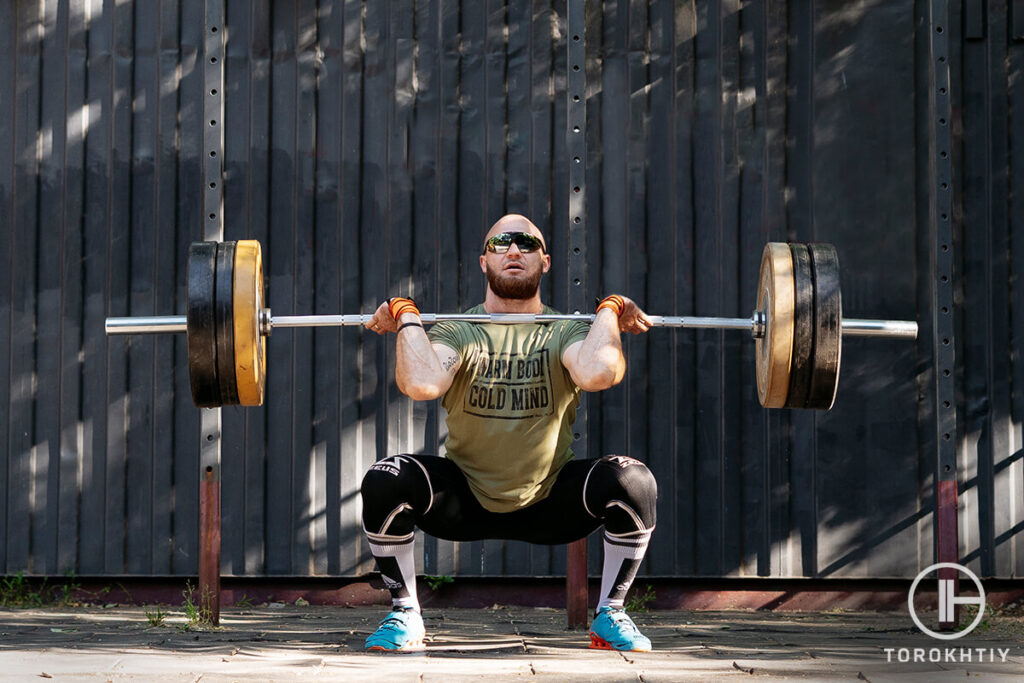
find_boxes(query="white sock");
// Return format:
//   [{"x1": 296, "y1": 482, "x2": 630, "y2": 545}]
[
  {"x1": 597, "y1": 529, "x2": 651, "y2": 610},
  {"x1": 368, "y1": 535, "x2": 419, "y2": 612}
]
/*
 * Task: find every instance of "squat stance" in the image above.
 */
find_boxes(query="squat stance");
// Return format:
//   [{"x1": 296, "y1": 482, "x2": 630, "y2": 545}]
[{"x1": 361, "y1": 214, "x2": 657, "y2": 652}]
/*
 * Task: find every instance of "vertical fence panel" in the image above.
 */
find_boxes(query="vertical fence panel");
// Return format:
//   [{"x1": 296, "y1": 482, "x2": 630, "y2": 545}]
[
  {"x1": 264, "y1": 0, "x2": 299, "y2": 575},
  {"x1": 670, "y1": 0, "x2": 699, "y2": 578},
  {"x1": 171, "y1": 0, "x2": 205, "y2": 576},
  {"x1": 35, "y1": 0, "x2": 67, "y2": 576},
  {"x1": 220, "y1": 0, "x2": 249, "y2": 573},
  {"x1": 313, "y1": 0, "x2": 344, "y2": 578},
  {"x1": 413, "y1": 0, "x2": 448, "y2": 580},
  {"x1": 80, "y1": 0, "x2": 112, "y2": 576},
  {"x1": 1009, "y1": 0, "x2": 1024, "y2": 576},
  {"x1": 125, "y1": 0, "x2": 157, "y2": 576},
  {"x1": 642, "y1": 0, "x2": 678, "y2": 578},
  {"x1": 337, "y1": 0, "x2": 370, "y2": 577},
  {"x1": 59, "y1": 1, "x2": 87, "y2": 576},
  {"x1": 0, "y1": 0, "x2": 14, "y2": 575},
  {"x1": 10, "y1": 0, "x2": 43, "y2": 575}
]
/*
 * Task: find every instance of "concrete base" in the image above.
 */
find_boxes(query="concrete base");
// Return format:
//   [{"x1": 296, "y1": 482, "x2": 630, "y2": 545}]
[
  {"x1": 52, "y1": 575, "x2": 1024, "y2": 612},
  {"x1": 0, "y1": 604, "x2": 1021, "y2": 682}
]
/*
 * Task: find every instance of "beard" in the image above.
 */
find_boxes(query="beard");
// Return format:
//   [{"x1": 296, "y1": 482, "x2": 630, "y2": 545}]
[{"x1": 485, "y1": 262, "x2": 543, "y2": 300}]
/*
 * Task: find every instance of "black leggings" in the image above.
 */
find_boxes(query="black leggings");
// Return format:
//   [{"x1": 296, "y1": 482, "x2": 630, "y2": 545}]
[{"x1": 360, "y1": 454, "x2": 657, "y2": 544}]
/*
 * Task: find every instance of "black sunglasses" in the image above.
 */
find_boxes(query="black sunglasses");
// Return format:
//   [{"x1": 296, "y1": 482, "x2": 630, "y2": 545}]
[{"x1": 484, "y1": 232, "x2": 546, "y2": 254}]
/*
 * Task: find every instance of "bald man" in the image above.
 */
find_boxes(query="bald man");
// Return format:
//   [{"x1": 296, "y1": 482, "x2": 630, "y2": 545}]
[{"x1": 360, "y1": 215, "x2": 658, "y2": 652}]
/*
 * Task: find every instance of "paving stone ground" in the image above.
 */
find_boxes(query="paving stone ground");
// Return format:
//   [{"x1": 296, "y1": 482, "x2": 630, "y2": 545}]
[{"x1": 0, "y1": 604, "x2": 1021, "y2": 681}]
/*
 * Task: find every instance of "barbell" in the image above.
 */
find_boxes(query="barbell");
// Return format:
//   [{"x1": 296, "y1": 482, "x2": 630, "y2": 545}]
[{"x1": 105, "y1": 240, "x2": 918, "y2": 411}]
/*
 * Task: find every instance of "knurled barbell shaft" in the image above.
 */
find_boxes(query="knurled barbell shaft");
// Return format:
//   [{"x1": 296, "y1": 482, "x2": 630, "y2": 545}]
[{"x1": 104, "y1": 312, "x2": 918, "y2": 339}]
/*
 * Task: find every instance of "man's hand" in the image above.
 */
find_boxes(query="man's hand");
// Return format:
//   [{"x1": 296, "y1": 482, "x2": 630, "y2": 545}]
[
  {"x1": 617, "y1": 296, "x2": 652, "y2": 335},
  {"x1": 365, "y1": 301, "x2": 399, "y2": 335}
]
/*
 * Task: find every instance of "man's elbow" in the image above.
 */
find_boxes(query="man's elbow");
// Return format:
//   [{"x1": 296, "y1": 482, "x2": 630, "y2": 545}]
[
  {"x1": 576, "y1": 363, "x2": 626, "y2": 392},
  {"x1": 397, "y1": 378, "x2": 447, "y2": 401}
]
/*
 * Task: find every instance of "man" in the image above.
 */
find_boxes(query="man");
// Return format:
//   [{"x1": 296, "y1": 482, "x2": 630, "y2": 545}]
[{"x1": 361, "y1": 214, "x2": 657, "y2": 652}]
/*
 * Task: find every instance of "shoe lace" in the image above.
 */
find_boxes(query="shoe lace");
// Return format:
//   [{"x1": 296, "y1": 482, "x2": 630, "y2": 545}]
[
  {"x1": 606, "y1": 609, "x2": 641, "y2": 635},
  {"x1": 377, "y1": 609, "x2": 414, "y2": 631}
]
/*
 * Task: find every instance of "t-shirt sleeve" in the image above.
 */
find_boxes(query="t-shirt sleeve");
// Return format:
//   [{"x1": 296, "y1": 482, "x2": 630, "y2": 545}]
[
  {"x1": 427, "y1": 321, "x2": 464, "y2": 356},
  {"x1": 559, "y1": 320, "x2": 591, "y2": 354}
]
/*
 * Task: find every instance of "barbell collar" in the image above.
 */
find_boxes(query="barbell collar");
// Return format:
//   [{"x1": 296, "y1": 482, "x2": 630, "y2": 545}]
[
  {"x1": 260, "y1": 308, "x2": 273, "y2": 337},
  {"x1": 751, "y1": 310, "x2": 766, "y2": 340},
  {"x1": 105, "y1": 311, "x2": 919, "y2": 340}
]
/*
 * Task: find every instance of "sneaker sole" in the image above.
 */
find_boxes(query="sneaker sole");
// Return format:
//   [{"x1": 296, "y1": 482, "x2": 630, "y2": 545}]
[
  {"x1": 367, "y1": 641, "x2": 425, "y2": 652},
  {"x1": 589, "y1": 632, "x2": 651, "y2": 652},
  {"x1": 366, "y1": 634, "x2": 425, "y2": 652}
]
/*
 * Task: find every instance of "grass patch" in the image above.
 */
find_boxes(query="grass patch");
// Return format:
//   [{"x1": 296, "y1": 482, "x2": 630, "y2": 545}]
[
  {"x1": 144, "y1": 606, "x2": 168, "y2": 627},
  {"x1": 0, "y1": 572, "x2": 81, "y2": 608},
  {"x1": 179, "y1": 581, "x2": 216, "y2": 630},
  {"x1": 625, "y1": 584, "x2": 656, "y2": 612},
  {"x1": 424, "y1": 575, "x2": 454, "y2": 591}
]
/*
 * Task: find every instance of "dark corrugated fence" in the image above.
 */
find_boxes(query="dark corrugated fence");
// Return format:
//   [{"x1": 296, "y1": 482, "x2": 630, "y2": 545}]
[{"x1": 0, "y1": 0, "x2": 1020, "y2": 580}]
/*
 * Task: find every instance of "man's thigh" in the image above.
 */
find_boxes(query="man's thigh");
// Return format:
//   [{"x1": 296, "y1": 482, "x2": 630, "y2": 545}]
[{"x1": 413, "y1": 456, "x2": 602, "y2": 545}]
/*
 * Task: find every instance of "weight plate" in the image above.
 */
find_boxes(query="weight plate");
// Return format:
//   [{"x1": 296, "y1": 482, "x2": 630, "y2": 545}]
[
  {"x1": 233, "y1": 239, "x2": 266, "y2": 406},
  {"x1": 755, "y1": 243, "x2": 795, "y2": 408},
  {"x1": 215, "y1": 241, "x2": 239, "y2": 405},
  {"x1": 187, "y1": 242, "x2": 221, "y2": 408},
  {"x1": 785, "y1": 244, "x2": 814, "y2": 409},
  {"x1": 806, "y1": 243, "x2": 842, "y2": 410}
]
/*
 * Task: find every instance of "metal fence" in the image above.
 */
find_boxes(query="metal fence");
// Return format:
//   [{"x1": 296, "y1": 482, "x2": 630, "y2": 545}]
[{"x1": 0, "y1": 0, "x2": 1020, "y2": 580}]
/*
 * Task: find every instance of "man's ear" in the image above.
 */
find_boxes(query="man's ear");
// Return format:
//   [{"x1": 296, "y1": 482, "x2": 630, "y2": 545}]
[
  {"x1": 479, "y1": 253, "x2": 487, "y2": 273},
  {"x1": 541, "y1": 254, "x2": 551, "y2": 273}
]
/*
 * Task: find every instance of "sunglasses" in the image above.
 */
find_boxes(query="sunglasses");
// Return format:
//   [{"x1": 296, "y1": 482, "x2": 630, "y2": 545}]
[{"x1": 484, "y1": 232, "x2": 546, "y2": 254}]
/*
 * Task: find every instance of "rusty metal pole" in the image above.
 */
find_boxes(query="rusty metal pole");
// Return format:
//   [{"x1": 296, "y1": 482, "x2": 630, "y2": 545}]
[
  {"x1": 567, "y1": 539, "x2": 588, "y2": 627},
  {"x1": 565, "y1": 0, "x2": 589, "y2": 630},
  {"x1": 200, "y1": 465, "x2": 222, "y2": 624},
  {"x1": 199, "y1": 0, "x2": 225, "y2": 627},
  {"x1": 928, "y1": 0, "x2": 959, "y2": 629}
]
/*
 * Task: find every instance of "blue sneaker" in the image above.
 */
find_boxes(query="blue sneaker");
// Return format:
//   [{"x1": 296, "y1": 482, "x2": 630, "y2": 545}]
[
  {"x1": 365, "y1": 608, "x2": 426, "y2": 651},
  {"x1": 589, "y1": 606, "x2": 652, "y2": 651}
]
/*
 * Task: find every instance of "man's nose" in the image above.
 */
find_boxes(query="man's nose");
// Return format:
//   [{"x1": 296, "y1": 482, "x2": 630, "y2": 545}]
[{"x1": 506, "y1": 243, "x2": 524, "y2": 257}]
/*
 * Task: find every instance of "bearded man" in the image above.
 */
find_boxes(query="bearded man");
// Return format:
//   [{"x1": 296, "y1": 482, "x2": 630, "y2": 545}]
[{"x1": 360, "y1": 214, "x2": 658, "y2": 652}]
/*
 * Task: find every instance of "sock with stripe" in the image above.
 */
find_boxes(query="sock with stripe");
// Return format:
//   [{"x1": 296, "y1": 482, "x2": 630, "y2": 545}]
[
  {"x1": 368, "y1": 536, "x2": 419, "y2": 612},
  {"x1": 597, "y1": 530, "x2": 651, "y2": 610}
]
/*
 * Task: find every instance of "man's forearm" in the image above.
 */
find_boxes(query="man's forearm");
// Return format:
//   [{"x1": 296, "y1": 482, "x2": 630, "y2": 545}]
[
  {"x1": 572, "y1": 309, "x2": 627, "y2": 391},
  {"x1": 394, "y1": 313, "x2": 449, "y2": 400}
]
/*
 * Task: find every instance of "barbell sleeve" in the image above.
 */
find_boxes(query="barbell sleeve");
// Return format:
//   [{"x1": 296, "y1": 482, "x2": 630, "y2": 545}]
[
  {"x1": 105, "y1": 311, "x2": 918, "y2": 339},
  {"x1": 840, "y1": 319, "x2": 919, "y2": 339},
  {"x1": 106, "y1": 315, "x2": 188, "y2": 335}
]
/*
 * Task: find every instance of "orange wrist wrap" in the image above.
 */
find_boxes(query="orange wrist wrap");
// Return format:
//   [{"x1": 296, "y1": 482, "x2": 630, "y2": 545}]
[
  {"x1": 388, "y1": 297, "x2": 420, "y2": 320},
  {"x1": 596, "y1": 295, "x2": 625, "y2": 317}
]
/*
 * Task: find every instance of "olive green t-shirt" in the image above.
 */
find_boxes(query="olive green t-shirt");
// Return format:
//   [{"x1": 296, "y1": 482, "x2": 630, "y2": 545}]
[{"x1": 428, "y1": 304, "x2": 591, "y2": 513}]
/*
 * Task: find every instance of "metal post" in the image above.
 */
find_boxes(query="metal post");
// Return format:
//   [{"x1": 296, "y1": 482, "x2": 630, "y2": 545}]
[
  {"x1": 199, "y1": 465, "x2": 221, "y2": 623},
  {"x1": 928, "y1": 0, "x2": 959, "y2": 629},
  {"x1": 199, "y1": 0, "x2": 225, "y2": 626},
  {"x1": 566, "y1": 0, "x2": 589, "y2": 630}
]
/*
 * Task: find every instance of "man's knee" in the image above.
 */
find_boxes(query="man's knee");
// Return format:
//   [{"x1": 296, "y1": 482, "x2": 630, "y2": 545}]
[
  {"x1": 585, "y1": 455, "x2": 657, "y2": 530},
  {"x1": 360, "y1": 455, "x2": 432, "y2": 535}
]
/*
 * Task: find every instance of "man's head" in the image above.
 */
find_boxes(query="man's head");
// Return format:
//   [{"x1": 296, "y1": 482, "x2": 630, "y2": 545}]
[{"x1": 479, "y1": 214, "x2": 551, "y2": 300}]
